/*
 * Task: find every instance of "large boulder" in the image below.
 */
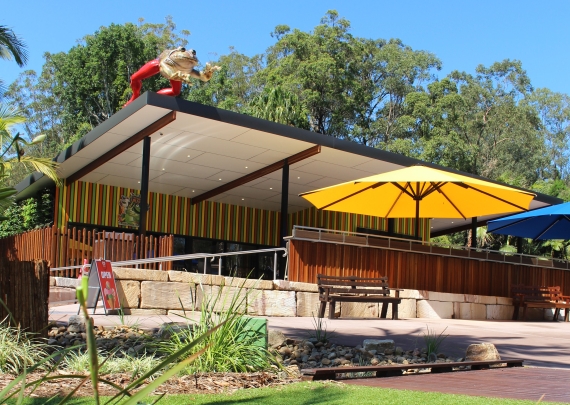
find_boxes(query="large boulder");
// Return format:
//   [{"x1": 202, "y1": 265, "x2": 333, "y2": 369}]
[
  {"x1": 363, "y1": 339, "x2": 395, "y2": 353},
  {"x1": 465, "y1": 343, "x2": 501, "y2": 361}
]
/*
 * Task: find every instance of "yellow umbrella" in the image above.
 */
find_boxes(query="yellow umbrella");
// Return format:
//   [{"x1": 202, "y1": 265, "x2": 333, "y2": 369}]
[{"x1": 299, "y1": 165, "x2": 536, "y2": 238}]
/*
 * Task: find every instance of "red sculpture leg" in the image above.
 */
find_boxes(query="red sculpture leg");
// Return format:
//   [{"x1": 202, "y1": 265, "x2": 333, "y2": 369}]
[
  {"x1": 157, "y1": 79, "x2": 183, "y2": 97},
  {"x1": 124, "y1": 59, "x2": 160, "y2": 106}
]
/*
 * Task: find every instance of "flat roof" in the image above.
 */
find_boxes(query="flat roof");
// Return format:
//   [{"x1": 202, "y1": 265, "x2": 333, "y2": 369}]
[{"x1": 15, "y1": 91, "x2": 562, "y2": 235}]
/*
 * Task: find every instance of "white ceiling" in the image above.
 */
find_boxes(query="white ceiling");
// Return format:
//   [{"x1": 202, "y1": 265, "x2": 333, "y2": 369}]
[
  {"x1": 55, "y1": 106, "x2": 404, "y2": 213},
  {"x1": 47, "y1": 103, "x2": 555, "y2": 235}
]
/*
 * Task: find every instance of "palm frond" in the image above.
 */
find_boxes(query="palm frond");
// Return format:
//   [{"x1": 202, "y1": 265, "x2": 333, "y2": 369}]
[
  {"x1": 0, "y1": 26, "x2": 28, "y2": 67},
  {"x1": 15, "y1": 157, "x2": 60, "y2": 185}
]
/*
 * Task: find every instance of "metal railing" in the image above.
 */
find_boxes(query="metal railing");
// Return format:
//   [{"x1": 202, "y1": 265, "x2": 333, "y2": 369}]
[
  {"x1": 287, "y1": 225, "x2": 570, "y2": 270},
  {"x1": 50, "y1": 247, "x2": 288, "y2": 280}
]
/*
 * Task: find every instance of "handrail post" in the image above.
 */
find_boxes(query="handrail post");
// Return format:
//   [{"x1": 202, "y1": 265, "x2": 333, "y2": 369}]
[
  {"x1": 218, "y1": 257, "x2": 222, "y2": 276},
  {"x1": 273, "y1": 251, "x2": 278, "y2": 280},
  {"x1": 203, "y1": 257, "x2": 207, "y2": 274}
]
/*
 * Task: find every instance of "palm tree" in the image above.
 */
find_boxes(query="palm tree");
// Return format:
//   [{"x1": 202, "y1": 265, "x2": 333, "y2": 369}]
[
  {"x1": 0, "y1": 25, "x2": 28, "y2": 97},
  {"x1": 0, "y1": 25, "x2": 28, "y2": 67},
  {"x1": 0, "y1": 104, "x2": 59, "y2": 215},
  {"x1": 248, "y1": 86, "x2": 309, "y2": 129}
]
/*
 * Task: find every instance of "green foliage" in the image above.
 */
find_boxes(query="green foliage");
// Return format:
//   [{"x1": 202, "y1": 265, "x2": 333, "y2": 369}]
[
  {"x1": 156, "y1": 281, "x2": 273, "y2": 374},
  {"x1": 0, "y1": 189, "x2": 52, "y2": 236},
  {"x1": 262, "y1": 10, "x2": 440, "y2": 143},
  {"x1": 0, "y1": 318, "x2": 48, "y2": 374},
  {"x1": 4, "y1": 18, "x2": 188, "y2": 161},
  {"x1": 6, "y1": 10, "x2": 570, "y2": 207},
  {"x1": 63, "y1": 351, "x2": 162, "y2": 380},
  {"x1": 422, "y1": 325, "x2": 448, "y2": 361}
]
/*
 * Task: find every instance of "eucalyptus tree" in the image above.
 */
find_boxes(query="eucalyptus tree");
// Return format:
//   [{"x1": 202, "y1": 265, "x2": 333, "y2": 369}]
[
  {"x1": 402, "y1": 60, "x2": 544, "y2": 187},
  {"x1": 260, "y1": 10, "x2": 441, "y2": 145}
]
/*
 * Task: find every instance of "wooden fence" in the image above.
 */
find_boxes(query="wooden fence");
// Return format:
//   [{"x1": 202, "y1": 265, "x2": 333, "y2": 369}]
[
  {"x1": 0, "y1": 260, "x2": 49, "y2": 337},
  {"x1": 0, "y1": 226, "x2": 174, "y2": 277},
  {"x1": 288, "y1": 239, "x2": 570, "y2": 298}
]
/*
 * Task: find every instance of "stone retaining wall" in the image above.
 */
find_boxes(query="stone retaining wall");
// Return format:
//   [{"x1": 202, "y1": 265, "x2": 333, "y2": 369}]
[{"x1": 50, "y1": 269, "x2": 561, "y2": 321}]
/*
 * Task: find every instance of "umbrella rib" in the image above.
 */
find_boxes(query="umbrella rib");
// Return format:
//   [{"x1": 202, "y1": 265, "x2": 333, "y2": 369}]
[
  {"x1": 534, "y1": 218, "x2": 563, "y2": 240},
  {"x1": 393, "y1": 182, "x2": 416, "y2": 199},
  {"x1": 488, "y1": 217, "x2": 532, "y2": 234},
  {"x1": 318, "y1": 183, "x2": 383, "y2": 210},
  {"x1": 458, "y1": 183, "x2": 529, "y2": 211},
  {"x1": 385, "y1": 187, "x2": 406, "y2": 217},
  {"x1": 436, "y1": 188, "x2": 467, "y2": 219},
  {"x1": 422, "y1": 182, "x2": 445, "y2": 199}
]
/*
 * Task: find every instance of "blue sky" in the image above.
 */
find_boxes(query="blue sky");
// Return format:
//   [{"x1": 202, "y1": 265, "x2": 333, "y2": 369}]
[{"x1": 2, "y1": 0, "x2": 570, "y2": 94}]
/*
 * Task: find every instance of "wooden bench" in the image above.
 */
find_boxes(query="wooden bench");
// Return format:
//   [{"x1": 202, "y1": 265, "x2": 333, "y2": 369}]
[
  {"x1": 511, "y1": 285, "x2": 570, "y2": 321},
  {"x1": 317, "y1": 274, "x2": 402, "y2": 320}
]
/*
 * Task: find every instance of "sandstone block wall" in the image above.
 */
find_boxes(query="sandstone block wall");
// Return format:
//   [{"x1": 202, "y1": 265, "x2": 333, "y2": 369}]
[{"x1": 50, "y1": 268, "x2": 561, "y2": 321}]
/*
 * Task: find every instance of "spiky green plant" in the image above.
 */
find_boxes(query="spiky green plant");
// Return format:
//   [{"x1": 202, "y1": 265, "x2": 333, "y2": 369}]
[
  {"x1": 0, "y1": 317, "x2": 48, "y2": 374},
  {"x1": 157, "y1": 280, "x2": 274, "y2": 374},
  {"x1": 423, "y1": 325, "x2": 448, "y2": 362},
  {"x1": 0, "y1": 269, "x2": 222, "y2": 405}
]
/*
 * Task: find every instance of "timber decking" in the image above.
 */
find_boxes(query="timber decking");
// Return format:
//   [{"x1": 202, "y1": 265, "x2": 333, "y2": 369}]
[
  {"x1": 344, "y1": 366, "x2": 570, "y2": 403},
  {"x1": 301, "y1": 358, "x2": 524, "y2": 380}
]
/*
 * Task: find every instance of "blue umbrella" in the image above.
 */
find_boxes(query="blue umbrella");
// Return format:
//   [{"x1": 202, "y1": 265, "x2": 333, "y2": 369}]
[{"x1": 487, "y1": 202, "x2": 570, "y2": 240}]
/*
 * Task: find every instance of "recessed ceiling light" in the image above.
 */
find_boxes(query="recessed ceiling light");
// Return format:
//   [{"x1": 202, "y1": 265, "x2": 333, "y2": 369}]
[
  {"x1": 219, "y1": 178, "x2": 222, "y2": 181},
  {"x1": 192, "y1": 190, "x2": 195, "y2": 192},
  {"x1": 137, "y1": 181, "x2": 140, "y2": 183},
  {"x1": 269, "y1": 187, "x2": 273, "y2": 190},
  {"x1": 162, "y1": 168, "x2": 165, "y2": 170},
  {"x1": 245, "y1": 166, "x2": 248, "y2": 169},
  {"x1": 187, "y1": 155, "x2": 190, "y2": 158},
  {"x1": 297, "y1": 177, "x2": 301, "y2": 179},
  {"x1": 241, "y1": 198, "x2": 245, "y2": 200}
]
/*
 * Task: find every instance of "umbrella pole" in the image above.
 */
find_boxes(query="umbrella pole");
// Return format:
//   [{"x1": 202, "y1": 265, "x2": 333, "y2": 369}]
[{"x1": 415, "y1": 199, "x2": 420, "y2": 240}]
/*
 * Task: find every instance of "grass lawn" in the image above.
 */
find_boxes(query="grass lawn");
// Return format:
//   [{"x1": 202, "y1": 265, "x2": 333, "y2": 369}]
[{"x1": 10, "y1": 381, "x2": 564, "y2": 405}]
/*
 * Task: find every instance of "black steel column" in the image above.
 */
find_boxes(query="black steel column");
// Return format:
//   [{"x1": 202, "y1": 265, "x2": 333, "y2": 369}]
[
  {"x1": 139, "y1": 137, "x2": 151, "y2": 238},
  {"x1": 280, "y1": 160, "x2": 289, "y2": 247},
  {"x1": 388, "y1": 218, "x2": 395, "y2": 235},
  {"x1": 516, "y1": 237, "x2": 523, "y2": 254},
  {"x1": 471, "y1": 217, "x2": 477, "y2": 248}
]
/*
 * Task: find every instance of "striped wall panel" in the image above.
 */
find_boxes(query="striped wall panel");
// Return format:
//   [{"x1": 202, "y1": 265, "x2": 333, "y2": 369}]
[
  {"x1": 55, "y1": 181, "x2": 281, "y2": 246},
  {"x1": 55, "y1": 181, "x2": 429, "y2": 246},
  {"x1": 288, "y1": 207, "x2": 430, "y2": 241}
]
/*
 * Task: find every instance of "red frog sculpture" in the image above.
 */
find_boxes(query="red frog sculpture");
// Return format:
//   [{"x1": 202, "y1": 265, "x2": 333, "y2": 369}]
[{"x1": 124, "y1": 46, "x2": 220, "y2": 106}]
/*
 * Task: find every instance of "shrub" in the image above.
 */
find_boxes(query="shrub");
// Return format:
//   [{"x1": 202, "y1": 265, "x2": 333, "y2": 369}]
[
  {"x1": 0, "y1": 318, "x2": 48, "y2": 374},
  {"x1": 63, "y1": 351, "x2": 162, "y2": 379}
]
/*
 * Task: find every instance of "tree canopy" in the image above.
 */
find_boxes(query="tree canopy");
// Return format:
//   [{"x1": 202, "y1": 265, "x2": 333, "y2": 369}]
[{"x1": 5, "y1": 11, "x2": 570, "y2": 256}]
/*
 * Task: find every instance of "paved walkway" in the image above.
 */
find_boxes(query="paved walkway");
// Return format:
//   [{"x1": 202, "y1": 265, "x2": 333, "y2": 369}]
[
  {"x1": 346, "y1": 367, "x2": 570, "y2": 403},
  {"x1": 50, "y1": 304, "x2": 570, "y2": 369}
]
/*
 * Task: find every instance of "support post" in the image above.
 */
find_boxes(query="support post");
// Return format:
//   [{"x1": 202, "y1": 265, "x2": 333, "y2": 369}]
[
  {"x1": 280, "y1": 160, "x2": 289, "y2": 247},
  {"x1": 139, "y1": 137, "x2": 151, "y2": 238},
  {"x1": 516, "y1": 237, "x2": 523, "y2": 254},
  {"x1": 471, "y1": 217, "x2": 477, "y2": 248},
  {"x1": 388, "y1": 218, "x2": 395, "y2": 235}
]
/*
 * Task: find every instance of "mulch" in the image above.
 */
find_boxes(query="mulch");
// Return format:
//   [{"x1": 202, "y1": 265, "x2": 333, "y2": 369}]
[{"x1": 0, "y1": 371, "x2": 300, "y2": 398}]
